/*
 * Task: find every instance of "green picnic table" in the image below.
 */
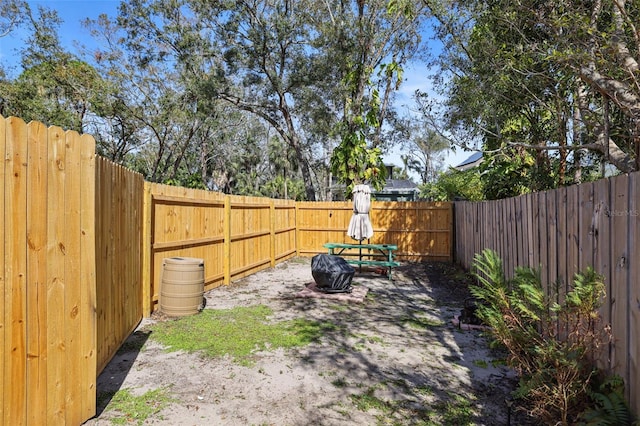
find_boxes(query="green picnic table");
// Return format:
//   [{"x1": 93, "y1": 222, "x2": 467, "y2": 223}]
[{"x1": 323, "y1": 243, "x2": 400, "y2": 280}]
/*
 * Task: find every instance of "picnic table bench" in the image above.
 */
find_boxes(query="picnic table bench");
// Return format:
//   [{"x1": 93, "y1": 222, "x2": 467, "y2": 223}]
[{"x1": 323, "y1": 243, "x2": 400, "y2": 280}]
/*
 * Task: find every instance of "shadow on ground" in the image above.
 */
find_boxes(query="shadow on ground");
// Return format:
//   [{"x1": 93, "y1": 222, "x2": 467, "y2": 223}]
[{"x1": 277, "y1": 261, "x2": 539, "y2": 425}]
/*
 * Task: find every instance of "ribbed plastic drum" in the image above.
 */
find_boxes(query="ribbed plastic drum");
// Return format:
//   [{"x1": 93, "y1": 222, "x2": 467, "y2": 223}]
[{"x1": 160, "y1": 257, "x2": 205, "y2": 317}]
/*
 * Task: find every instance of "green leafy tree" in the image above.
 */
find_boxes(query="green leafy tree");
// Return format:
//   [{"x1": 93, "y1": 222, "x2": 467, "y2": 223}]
[
  {"x1": 0, "y1": 4, "x2": 103, "y2": 132},
  {"x1": 0, "y1": 0, "x2": 27, "y2": 38},
  {"x1": 419, "y1": 0, "x2": 640, "y2": 199},
  {"x1": 419, "y1": 167, "x2": 483, "y2": 201},
  {"x1": 402, "y1": 125, "x2": 448, "y2": 185}
]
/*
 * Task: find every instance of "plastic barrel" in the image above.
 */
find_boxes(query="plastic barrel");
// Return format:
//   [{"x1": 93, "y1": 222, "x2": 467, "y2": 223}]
[{"x1": 160, "y1": 257, "x2": 205, "y2": 317}]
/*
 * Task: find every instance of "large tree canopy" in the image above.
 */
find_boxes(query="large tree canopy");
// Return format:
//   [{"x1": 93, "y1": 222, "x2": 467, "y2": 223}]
[
  {"x1": 107, "y1": 0, "x2": 425, "y2": 199},
  {"x1": 420, "y1": 0, "x2": 640, "y2": 198}
]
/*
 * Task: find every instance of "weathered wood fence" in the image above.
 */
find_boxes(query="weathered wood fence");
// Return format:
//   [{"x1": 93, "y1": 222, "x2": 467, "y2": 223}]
[{"x1": 454, "y1": 173, "x2": 640, "y2": 415}]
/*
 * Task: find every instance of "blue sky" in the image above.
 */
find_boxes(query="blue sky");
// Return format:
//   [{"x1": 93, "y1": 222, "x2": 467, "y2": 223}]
[{"x1": 1, "y1": 0, "x2": 472, "y2": 170}]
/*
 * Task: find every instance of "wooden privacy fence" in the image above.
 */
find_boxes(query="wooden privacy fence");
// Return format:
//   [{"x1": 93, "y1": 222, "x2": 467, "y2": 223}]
[
  {"x1": 296, "y1": 201, "x2": 452, "y2": 261},
  {"x1": 454, "y1": 172, "x2": 640, "y2": 415},
  {"x1": 1, "y1": 114, "x2": 454, "y2": 425},
  {"x1": 95, "y1": 157, "x2": 144, "y2": 374},
  {"x1": 143, "y1": 183, "x2": 297, "y2": 314},
  {"x1": 0, "y1": 117, "x2": 97, "y2": 425}
]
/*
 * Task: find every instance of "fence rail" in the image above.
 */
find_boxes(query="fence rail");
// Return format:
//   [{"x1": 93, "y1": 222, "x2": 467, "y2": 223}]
[
  {"x1": 454, "y1": 173, "x2": 640, "y2": 415},
  {"x1": 143, "y1": 184, "x2": 298, "y2": 313}
]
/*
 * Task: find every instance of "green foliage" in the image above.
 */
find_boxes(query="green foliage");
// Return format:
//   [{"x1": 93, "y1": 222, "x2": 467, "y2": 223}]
[
  {"x1": 419, "y1": 168, "x2": 484, "y2": 201},
  {"x1": 330, "y1": 77, "x2": 387, "y2": 196},
  {"x1": 479, "y1": 147, "x2": 556, "y2": 200},
  {"x1": 470, "y1": 249, "x2": 611, "y2": 425},
  {"x1": 579, "y1": 376, "x2": 637, "y2": 426}
]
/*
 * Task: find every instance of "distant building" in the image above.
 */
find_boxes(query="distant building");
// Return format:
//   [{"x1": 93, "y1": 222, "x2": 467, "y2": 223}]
[
  {"x1": 329, "y1": 164, "x2": 419, "y2": 201},
  {"x1": 371, "y1": 165, "x2": 419, "y2": 202},
  {"x1": 455, "y1": 152, "x2": 483, "y2": 171}
]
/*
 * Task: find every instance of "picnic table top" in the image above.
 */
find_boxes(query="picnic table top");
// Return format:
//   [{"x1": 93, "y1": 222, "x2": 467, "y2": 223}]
[{"x1": 323, "y1": 242, "x2": 398, "y2": 250}]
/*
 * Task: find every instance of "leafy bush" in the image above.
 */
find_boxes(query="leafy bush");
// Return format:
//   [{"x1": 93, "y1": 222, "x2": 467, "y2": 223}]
[
  {"x1": 579, "y1": 375, "x2": 637, "y2": 426},
  {"x1": 470, "y1": 249, "x2": 611, "y2": 425}
]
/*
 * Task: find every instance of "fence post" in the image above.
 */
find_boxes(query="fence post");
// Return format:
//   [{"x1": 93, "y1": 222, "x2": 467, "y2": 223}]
[
  {"x1": 141, "y1": 182, "x2": 152, "y2": 317},
  {"x1": 223, "y1": 195, "x2": 231, "y2": 285},
  {"x1": 270, "y1": 201, "x2": 276, "y2": 268},
  {"x1": 295, "y1": 202, "x2": 300, "y2": 257}
]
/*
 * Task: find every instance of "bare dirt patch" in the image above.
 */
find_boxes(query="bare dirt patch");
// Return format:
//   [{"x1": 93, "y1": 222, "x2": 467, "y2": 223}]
[{"x1": 84, "y1": 258, "x2": 536, "y2": 425}]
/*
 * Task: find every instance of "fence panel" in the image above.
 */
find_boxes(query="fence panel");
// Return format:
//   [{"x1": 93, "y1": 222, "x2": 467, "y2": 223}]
[
  {"x1": 228, "y1": 195, "x2": 272, "y2": 280},
  {"x1": 95, "y1": 157, "x2": 144, "y2": 374},
  {"x1": 145, "y1": 184, "x2": 227, "y2": 314},
  {"x1": 273, "y1": 200, "x2": 297, "y2": 263},
  {"x1": 144, "y1": 186, "x2": 298, "y2": 314},
  {"x1": 296, "y1": 201, "x2": 452, "y2": 261},
  {"x1": 0, "y1": 116, "x2": 97, "y2": 425},
  {"x1": 454, "y1": 171, "x2": 640, "y2": 415}
]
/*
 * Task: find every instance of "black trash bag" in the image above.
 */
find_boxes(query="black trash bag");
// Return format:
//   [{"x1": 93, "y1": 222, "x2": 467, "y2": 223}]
[{"x1": 311, "y1": 254, "x2": 355, "y2": 293}]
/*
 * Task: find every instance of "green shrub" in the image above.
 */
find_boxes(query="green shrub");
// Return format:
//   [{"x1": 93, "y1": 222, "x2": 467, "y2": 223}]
[
  {"x1": 578, "y1": 375, "x2": 637, "y2": 426},
  {"x1": 470, "y1": 249, "x2": 610, "y2": 425}
]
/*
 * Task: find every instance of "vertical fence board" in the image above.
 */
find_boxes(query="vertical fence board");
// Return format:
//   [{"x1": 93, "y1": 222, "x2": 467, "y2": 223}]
[
  {"x1": 537, "y1": 192, "x2": 549, "y2": 289},
  {"x1": 0, "y1": 114, "x2": 5, "y2": 422},
  {"x1": 530, "y1": 193, "x2": 539, "y2": 270},
  {"x1": 5, "y1": 117, "x2": 28, "y2": 425},
  {"x1": 557, "y1": 187, "x2": 568, "y2": 303},
  {"x1": 628, "y1": 173, "x2": 639, "y2": 415},
  {"x1": 80, "y1": 134, "x2": 97, "y2": 418},
  {"x1": 566, "y1": 185, "x2": 579, "y2": 292},
  {"x1": 609, "y1": 174, "x2": 630, "y2": 390},
  {"x1": 578, "y1": 183, "x2": 595, "y2": 271},
  {"x1": 505, "y1": 198, "x2": 514, "y2": 278},
  {"x1": 593, "y1": 177, "x2": 612, "y2": 371},
  {"x1": 26, "y1": 121, "x2": 48, "y2": 425},
  {"x1": 63, "y1": 130, "x2": 82, "y2": 425},
  {"x1": 46, "y1": 125, "x2": 66, "y2": 423}
]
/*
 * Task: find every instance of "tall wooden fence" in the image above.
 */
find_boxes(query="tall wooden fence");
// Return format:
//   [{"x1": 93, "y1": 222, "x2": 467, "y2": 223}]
[
  {"x1": 95, "y1": 157, "x2": 145, "y2": 374},
  {"x1": 1, "y1": 115, "x2": 454, "y2": 425},
  {"x1": 0, "y1": 117, "x2": 97, "y2": 425},
  {"x1": 454, "y1": 173, "x2": 640, "y2": 415},
  {"x1": 142, "y1": 184, "x2": 297, "y2": 313},
  {"x1": 296, "y1": 201, "x2": 452, "y2": 261}
]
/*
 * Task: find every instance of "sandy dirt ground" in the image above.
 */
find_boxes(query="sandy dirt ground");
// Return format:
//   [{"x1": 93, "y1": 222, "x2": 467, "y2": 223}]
[{"x1": 84, "y1": 258, "x2": 535, "y2": 426}]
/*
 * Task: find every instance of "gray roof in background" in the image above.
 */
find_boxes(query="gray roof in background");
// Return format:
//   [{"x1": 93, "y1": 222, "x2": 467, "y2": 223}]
[
  {"x1": 456, "y1": 152, "x2": 483, "y2": 168},
  {"x1": 374, "y1": 179, "x2": 418, "y2": 194}
]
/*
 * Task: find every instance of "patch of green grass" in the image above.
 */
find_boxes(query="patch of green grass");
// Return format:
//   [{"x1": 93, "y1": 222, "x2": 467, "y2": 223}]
[
  {"x1": 149, "y1": 305, "x2": 334, "y2": 366},
  {"x1": 433, "y1": 393, "x2": 475, "y2": 425},
  {"x1": 350, "y1": 387, "x2": 391, "y2": 413},
  {"x1": 491, "y1": 358, "x2": 508, "y2": 367},
  {"x1": 401, "y1": 315, "x2": 445, "y2": 330},
  {"x1": 106, "y1": 387, "x2": 175, "y2": 425},
  {"x1": 414, "y1": 384, "x2": 434, "y2": 396},
  {"x1": 473, "y1": 359, "x2": 488, "y2": 368},
  {"x1": 331, "y1": 377, "x2": 348, "y2": 388}
]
